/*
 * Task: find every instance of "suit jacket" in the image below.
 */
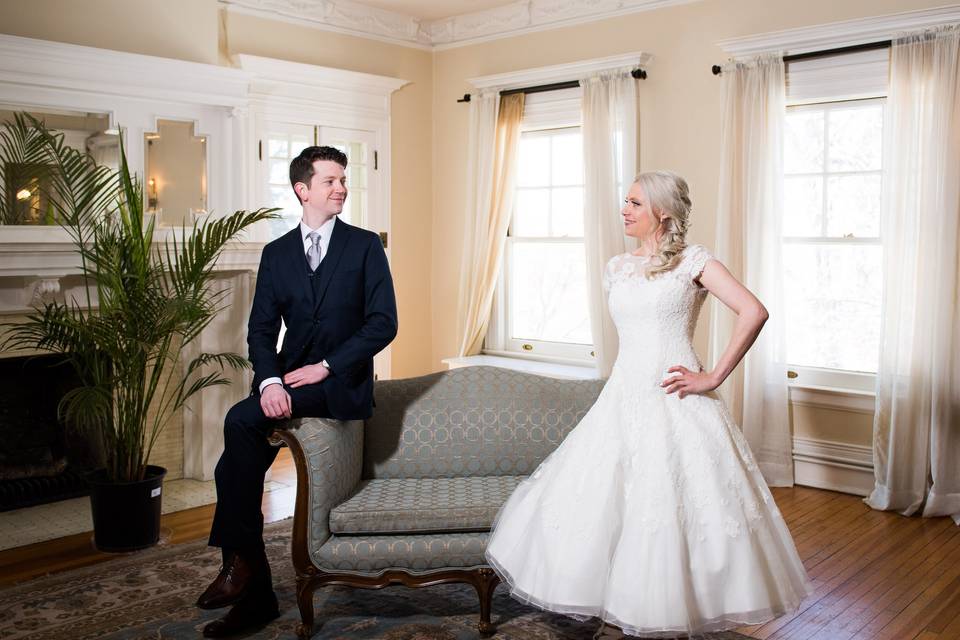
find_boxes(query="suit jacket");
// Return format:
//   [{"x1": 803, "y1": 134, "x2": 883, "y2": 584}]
[{"x1": 246, "y1": 219, "x2": 398, "y2": 420}]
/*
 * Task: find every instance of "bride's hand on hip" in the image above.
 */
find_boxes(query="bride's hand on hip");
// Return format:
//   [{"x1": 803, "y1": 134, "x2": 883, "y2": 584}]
[{"x1": 661, "y1": 365, "x2": 719, "y2": 399}]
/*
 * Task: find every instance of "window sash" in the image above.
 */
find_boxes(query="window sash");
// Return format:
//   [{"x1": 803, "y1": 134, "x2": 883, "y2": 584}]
[{"x1": 782, "y1": 98, "x2": 885, "y2": 380}]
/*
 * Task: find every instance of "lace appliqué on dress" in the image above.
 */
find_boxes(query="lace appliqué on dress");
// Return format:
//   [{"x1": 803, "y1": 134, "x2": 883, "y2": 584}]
[{"x1": 603, "y1": 245, "x2": 715, "y2": 294}]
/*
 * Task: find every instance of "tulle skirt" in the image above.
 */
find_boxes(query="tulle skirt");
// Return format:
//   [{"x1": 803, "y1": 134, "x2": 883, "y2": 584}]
[{"x1": 485, "y1": 374, "x2": 811, "y2": 638}]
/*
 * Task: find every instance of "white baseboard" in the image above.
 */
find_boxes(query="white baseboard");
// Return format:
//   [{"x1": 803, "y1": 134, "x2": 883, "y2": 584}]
[{"x1": 792, "y1": 436, "x2": 875, "y2": 496}]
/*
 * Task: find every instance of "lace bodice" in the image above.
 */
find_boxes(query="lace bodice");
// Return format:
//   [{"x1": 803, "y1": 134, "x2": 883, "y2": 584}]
[{"x1": 602, "y1": 245, "x2": 714, "y2": 384}]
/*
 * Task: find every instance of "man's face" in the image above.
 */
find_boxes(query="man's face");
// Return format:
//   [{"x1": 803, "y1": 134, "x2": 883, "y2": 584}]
[{"x1": 297, "y1": 160, "x2": 347, "y2": 216}]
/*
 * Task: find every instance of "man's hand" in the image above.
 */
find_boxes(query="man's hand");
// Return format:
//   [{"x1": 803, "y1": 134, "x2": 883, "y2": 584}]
[
  {"x1": 283, "y1": 363, "x2": 330, "y2": 388},
  {"x1": 260, "y1": 383, "x2": 292, "y2": 419}
]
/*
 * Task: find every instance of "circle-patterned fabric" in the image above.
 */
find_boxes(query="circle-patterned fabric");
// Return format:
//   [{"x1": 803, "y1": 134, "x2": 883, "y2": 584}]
[{"x1": 363, "y1": 366, "x2": 604, "y2": 479}]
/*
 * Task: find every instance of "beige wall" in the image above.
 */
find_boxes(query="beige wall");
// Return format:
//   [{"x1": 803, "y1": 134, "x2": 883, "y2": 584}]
[
  {"x1": 429, "y1": 0, "x2": 943, "y2": 449},
  {"x1": 221, "y1": 12, "x2": 434, "y2": 379},
  {"x1": 0, "y1": 0, "x2": 218, "y2": 64}
]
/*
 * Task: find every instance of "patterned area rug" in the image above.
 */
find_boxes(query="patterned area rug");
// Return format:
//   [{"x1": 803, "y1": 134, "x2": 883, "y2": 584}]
[{"x1": 0, "y1": 519, "x2": 756, "y2": 639}]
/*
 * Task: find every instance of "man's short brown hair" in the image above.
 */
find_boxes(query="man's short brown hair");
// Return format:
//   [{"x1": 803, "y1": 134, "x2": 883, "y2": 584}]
[{"x1": 289, "y1": 146, "x2": 348, "y2": 203}]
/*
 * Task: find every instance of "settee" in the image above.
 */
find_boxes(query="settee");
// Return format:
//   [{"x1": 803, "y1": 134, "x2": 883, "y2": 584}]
[{"x1": 272, "y1": 365, "x2": 604, "y2": 637}]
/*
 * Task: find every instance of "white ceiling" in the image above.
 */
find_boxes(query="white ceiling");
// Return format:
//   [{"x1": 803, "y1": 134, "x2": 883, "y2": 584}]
[{"x1": 357, "y1": 0, "x2": 515, "y2": 21}]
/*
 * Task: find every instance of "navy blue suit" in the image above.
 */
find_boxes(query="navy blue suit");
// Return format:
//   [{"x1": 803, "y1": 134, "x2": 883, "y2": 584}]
[{"x1": 209, "y1": 219, "x2": 397, "y2": 550}]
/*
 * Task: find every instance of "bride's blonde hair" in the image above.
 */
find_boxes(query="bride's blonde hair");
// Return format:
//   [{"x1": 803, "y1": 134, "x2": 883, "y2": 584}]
[{"x1": 634, "y1": 170, "x2": 691, "y2": 277}]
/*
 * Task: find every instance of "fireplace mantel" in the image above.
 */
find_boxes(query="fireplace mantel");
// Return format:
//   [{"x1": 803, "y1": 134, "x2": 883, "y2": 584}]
[{"x1": 0, "y1": 230, "x2": 265, "y2": 280}]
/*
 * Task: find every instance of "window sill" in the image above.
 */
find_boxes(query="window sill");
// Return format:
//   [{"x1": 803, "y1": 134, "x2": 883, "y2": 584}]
[
  {"x1": 788, "y1": 383, "x2": 875, "y2": 414},
  {"x1": 441, "y1": 354, "x2": 600, "y2": 380}
]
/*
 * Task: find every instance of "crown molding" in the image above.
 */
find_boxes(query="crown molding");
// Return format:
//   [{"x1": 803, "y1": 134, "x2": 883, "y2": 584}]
[
  {"x1": 430, "y1": 0, "x2": 697, "y2": 50},
  {"x1": 0, "y1": 34, "x2": 249, "y2": 107},
  {"x1": 717, "y1": 4, "x2": 960, "y2": 57},
  {"x1": 469, "y1": 51, "x2": 653, "y2": 90},
  {"x1": 221, "y1": 0, "x2": 431, "y2": 48},
  {"x1": 221, "y1": 0, "x2": 699, "y2": 50}
]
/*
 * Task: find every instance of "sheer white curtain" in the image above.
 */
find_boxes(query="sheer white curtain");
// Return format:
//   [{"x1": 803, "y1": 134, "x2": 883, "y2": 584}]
[
  {"x1": 866, "y1": 25, "x2": 960, "y2": 524},
  {"x1": 581, "y1": 69, "x2": 638, "y2": 377},
  {"x1": 456, "y1": 92, "x2": 525, "y2": 356},
  {"x1": 711, "y1": 54, "x2": 793, "y2": 486}
]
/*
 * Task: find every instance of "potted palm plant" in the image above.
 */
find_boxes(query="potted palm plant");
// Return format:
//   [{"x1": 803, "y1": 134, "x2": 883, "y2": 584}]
[{"x1": 2, "y1": 113, "x2": 276, "y2": 551}]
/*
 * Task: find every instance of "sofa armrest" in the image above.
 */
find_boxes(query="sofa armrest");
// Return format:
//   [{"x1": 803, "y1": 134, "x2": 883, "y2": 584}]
[{"x1": 272, "y1": 417, "x2": 364, "y2": 574}]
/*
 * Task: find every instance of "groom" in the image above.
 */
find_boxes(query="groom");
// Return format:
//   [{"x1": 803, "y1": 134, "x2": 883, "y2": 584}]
[{"x1": 196, "y1": 146, "x2": 398, "y2": 637}]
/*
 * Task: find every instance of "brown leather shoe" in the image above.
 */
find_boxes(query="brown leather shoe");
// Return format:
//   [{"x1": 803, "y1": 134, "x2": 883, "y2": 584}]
[
  {"x1": 196, "y1": 551, "x2": 265, "y2": 610},
  {"x1": 202, "y1": 590, "x2": 280, "y2": 638}
]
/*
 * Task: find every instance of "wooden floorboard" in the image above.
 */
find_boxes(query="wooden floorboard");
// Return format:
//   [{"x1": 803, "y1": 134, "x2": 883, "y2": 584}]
[{"x1": 1, "y1": 464, "x2": 958, "y2": 638}]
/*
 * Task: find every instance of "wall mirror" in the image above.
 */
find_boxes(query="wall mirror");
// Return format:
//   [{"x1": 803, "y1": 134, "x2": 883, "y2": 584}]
[
  {"x1": 144, "y1": 119, "x2": 207, "y2": 227},
  {"x1": 0, "y1": 107, "x2": 118, "y2": 225}
]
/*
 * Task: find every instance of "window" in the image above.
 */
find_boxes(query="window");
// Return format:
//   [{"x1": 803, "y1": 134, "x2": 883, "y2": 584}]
[
  {"x1": 494, "y1": 125, "x2": 592, "y2": 361},
  {"x1": 262, "y1": 125, "x2": 312, "y2": 241},
  {"x1": 782, "y1": 99, "x2": 884, "y2": 379}
]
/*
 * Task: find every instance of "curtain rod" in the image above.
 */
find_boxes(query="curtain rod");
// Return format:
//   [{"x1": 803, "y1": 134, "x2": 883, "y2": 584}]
[
  {"x1": 456, "y1": 67, "x2": 647, "y2": 103},
  {"x1": 710, "y1": 40, "x2": 891, "y2": 76}
]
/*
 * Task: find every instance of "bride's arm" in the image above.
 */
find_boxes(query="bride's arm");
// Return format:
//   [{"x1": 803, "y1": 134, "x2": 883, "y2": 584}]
[{"x1": 662, "y1": 259, "x2": 768, "y2": 398}]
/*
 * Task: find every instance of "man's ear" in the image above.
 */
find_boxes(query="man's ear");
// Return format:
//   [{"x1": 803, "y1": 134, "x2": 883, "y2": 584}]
[{"x1": 294, "y1": 182, "x2": 308, "y2": 202}]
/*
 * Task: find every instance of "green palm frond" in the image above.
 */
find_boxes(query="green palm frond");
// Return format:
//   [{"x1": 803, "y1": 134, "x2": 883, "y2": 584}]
[{"x1": 186, "y1": 352, "x2": 250, "y2": 377}]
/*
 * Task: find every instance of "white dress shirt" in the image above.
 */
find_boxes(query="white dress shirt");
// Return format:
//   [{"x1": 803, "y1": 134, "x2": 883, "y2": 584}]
[
  {"x1": 259, "y1": 216, "x2": 339, "y2": 394},
  {"x1": 300, "y1": 216, "x2": 336, "y2": 263}
]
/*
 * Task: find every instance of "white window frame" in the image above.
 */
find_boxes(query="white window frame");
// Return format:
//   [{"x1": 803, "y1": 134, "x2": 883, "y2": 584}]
[
  {"x1": 783, "y1": 55, "x2": 887, "y2": 396},
  {"x1": 485, "y1": 88, "x2": 595, "y2": 366}
]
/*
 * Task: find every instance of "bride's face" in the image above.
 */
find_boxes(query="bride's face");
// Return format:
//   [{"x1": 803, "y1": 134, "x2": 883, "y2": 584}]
[{"x1": 621, "y1": 183, "x2": 659, "y2": 239}]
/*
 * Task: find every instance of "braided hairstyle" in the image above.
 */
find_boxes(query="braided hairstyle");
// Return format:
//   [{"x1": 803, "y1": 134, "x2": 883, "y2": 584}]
[{"x1": 634, "y1": 170, "x2": 692, "y2": 277}]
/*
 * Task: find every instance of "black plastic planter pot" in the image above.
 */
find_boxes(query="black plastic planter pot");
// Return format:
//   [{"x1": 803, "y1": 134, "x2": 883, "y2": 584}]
[{"x1": 88, "y1": 465, "x2": 167, "y2": 552}]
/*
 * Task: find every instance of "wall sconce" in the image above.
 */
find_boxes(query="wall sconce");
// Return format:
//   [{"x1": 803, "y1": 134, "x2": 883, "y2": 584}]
[
  {"x1": 16, "y1": 188, "x2": 32, "y2": 201},
  {"x1": 147, "y1": 177, "x2": 159, "y2": 211}
]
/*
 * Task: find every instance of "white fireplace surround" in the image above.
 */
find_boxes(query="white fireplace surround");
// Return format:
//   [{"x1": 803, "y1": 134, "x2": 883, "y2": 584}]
[{"x1": 0, "y1": 34, "x2": 407, "y2": 481}]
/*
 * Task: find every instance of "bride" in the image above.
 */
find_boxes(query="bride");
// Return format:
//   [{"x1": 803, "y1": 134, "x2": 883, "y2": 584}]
[{"x1": 485, "y1": 171, "x2": 811, "y2": 638}]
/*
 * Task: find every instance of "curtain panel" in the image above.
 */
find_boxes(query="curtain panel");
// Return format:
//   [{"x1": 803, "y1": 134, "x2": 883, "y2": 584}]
[
  {"x1": 711, "y1": 54, "x2": 794, "y2": 486},
  {"x1": 867, "y1": 25, "x2": 960, "y2": 524},
  {"x1": 581, "y1": 69, "x2": 638, "y2": 378},
  {"x1": 457, "y1": 92, "x2": 525, "y2": 357}
]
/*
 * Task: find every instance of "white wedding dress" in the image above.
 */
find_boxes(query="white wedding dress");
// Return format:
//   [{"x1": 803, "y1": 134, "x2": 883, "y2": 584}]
[{"x1": 485, "y1": 245, "x2": 811, "y2": 638}]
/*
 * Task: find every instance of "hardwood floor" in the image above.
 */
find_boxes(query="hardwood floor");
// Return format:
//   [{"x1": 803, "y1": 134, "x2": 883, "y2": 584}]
[{"x1": 1, "y1": 460, "x2": 958, "y2": 639}]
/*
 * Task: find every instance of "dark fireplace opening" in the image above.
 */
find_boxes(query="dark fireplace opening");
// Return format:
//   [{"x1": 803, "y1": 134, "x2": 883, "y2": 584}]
[{"x1": 0, "y1": 354, "x2": 104, "y2": 511}]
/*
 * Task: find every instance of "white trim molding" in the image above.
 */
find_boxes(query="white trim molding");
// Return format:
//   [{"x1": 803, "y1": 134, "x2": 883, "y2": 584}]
[
  {"x1": 0, "y1": 34, "x2": 248, "y2": 107},
  {"x1": 793, "y1": 436, "x2": 875, "y2": 496},
  {"x1": 469, "y1": 52, "x2": 653, "y2": 90},
  {"x1": 789, "y1": 385, "x2": 875, "y2": 414},
  {"x1": 717, "y1": 4, "x2": 960, "y2": 57},
  {"x1": 238, "y1": 54, "x2": 408, "y2": 117},
  {"x1": 221, "y1": 0, "x2": 433, "y2": 49},
  {"x1": 221, "y1": 0, "x2": 697, "y2": 50}
]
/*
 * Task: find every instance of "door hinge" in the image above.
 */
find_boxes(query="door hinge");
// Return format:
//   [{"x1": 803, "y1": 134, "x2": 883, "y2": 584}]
[
  {"x1": 258, "y1": 139, "x2": 262, "y2": 161},
  {"x1": 374, "y1": 150, "x2": 378, "y2": 170},
  {"x1": 379, "y1": 231, "x2": 388, "y2": 248}
]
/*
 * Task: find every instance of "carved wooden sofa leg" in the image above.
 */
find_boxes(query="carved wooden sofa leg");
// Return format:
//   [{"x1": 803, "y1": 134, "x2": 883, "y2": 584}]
[
  {"x1": 294, "y1": 576, "x2": 316, "y2": 639},
  {"x1": 474, "y1": 567, "x2": 501, "y2": 635}
]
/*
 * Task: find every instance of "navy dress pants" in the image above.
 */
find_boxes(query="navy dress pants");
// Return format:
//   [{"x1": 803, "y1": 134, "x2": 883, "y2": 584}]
[{"x1": 208, "y1": 382, "x2": 331, "y2": 550}]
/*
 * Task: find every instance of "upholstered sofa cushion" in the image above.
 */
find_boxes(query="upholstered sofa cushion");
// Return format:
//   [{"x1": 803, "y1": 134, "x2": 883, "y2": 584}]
[
  {"x1": 329, "y1": 476, "x2": 525, "y2": 535},
  {"x1": 312, "y1": 532, "x2": 491, "y2": 574}
]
